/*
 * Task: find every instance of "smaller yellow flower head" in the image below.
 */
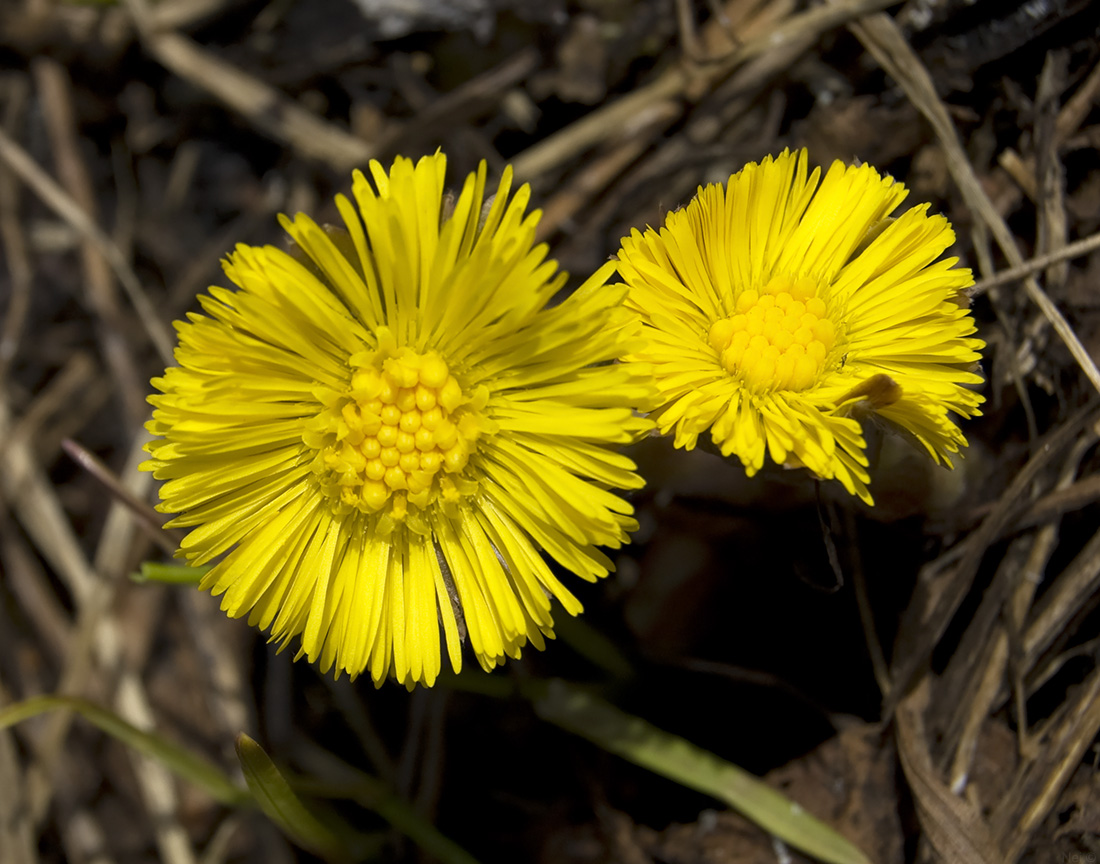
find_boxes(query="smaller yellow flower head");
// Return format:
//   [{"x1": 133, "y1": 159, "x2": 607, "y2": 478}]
[
  {"x1": 143, "y1": 153, "x2": 653, "y2": 687},
  {"x1": 616, "y1": 149, "x2": 985, "y2": 504}
]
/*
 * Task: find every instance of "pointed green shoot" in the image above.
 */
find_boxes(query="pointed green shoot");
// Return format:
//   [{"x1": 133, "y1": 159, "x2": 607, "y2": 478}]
[{"x1": 236, "y1": 734, "x2": 349, "y2": 862}]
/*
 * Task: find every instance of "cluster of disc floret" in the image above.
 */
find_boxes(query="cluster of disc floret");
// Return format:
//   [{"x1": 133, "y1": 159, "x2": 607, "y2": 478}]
[
  {"x1": 306, "y1": 341, "x2": 489, "y2": 519},
  {"x1": 708, "y1": 275, "x2": 837, "y2": 392}
]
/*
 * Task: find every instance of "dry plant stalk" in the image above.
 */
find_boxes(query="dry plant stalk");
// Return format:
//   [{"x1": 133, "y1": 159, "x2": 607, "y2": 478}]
[
  {"x1": 851, "y1": 12, "x2": 1100, "y2": 395},
  {"x1": 123, "y1": 0, "x2": 376, "y2": 172},
  {"x1": 511, "y1": 0, "x2": 901, "y2": 180},
  {"x1": 847, "y1": 11, "x2": 1100, "y2": 860}
]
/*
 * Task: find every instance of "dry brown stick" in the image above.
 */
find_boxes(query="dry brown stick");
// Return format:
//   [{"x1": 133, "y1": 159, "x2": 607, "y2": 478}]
[
  {"x1": 997, "y1": 148, "x2": 1037, "y2": 201},
  {"x1": 0, "y1": 398, "x2": 110, "y2": 611},
  {"x1": 0, "y1": 355, "x2": 97, "y2": 669},
  {"x1": 0, "y1": 74, "x2": 32, "y2": 388},
  {"x1": 509, "y1": 37, "x2": 683, "y2": 180},
  {"x1": 1, "y1": 676, "x2": 126, "y2": 864},
  {"x1": 929, "y1": 535, "x2": 1039, "y2": 753},
  {"x1": 148, "y1": 0, "x2": 235, "y2": 31},
  {"x1": 554, "y1": 78, "x2": 782, "y2": 270},
  {"x1": 539, "y1": 0, "x2": 809, "y2": 245},
  {"x1": 958, "y1": 470, "x2": 1100, "y2": 534},
  {"x1": 32, "y1": 58, "x2": 148, "y2": 426},
  {"x1": 535, "y1": 102, "x2": 681, "y2": 242},
  {"x1": 970, "y1": 219, "x2": 1040, "y2": 442},
  {"x1": 0, "y1": 720, "x2": 37, "y2": 864},
  {"x1": 0, "y1": 392, "x2": 196, "y2": 864},
  {"x1": 992, "y1": 665, "x2": 1100, "y2": 861},
  {"x1": 1021, "y1": 522, "x2": 1100, "y2": 678},
  {"x1": 177, "y1": 591, "x2": 252, "y2": 754},
  {"x1": 895, "y1": 682, "x2": 1002, "y2": 864},
  {"x1": 882, "y1": 402, "x2": 1100, "y2": 720},
  {"x1": 944, "y1": 432, "x2": 1095, "y2": 791},
  {"x1": 0, "y1": 642, "x2": 38, "y2": 862},
  {"x1": 0, "y1": 126, "x2": 175, "y2": 363},
  {"x1": 124, "y1": 0, "x2": 375, "y2": 172},
  {"x1": 1035, "y1": 52, "x2": 1069, "y2": 294},
  {"x1": 511, "y1": 0, "x2": 900, "y2": 180},
  {"x1": 62, "y1": 438, "x2": 181, "y2": 555},
  {"x1": 382, "y1": 47, "x2": 538, "y2": 152},
  {"x1": 0, "y1": 351, "x2": 96, "y2": 464},
  {"x1": 1015, "y1": 472, "x2": 1100, "y2": 528},
  {"x1": 92, "y1": 433, "x2": 197, "y2": 864},
  {"x1": 0, "y1": 674, "x2": 113, "y2": 864},
  {"x1": 0, "y1": 510, "x2": 73, "y2": 668},
  {"x1": 931, "y1": 430, "x2": 1098, "y2": 746},
  {"x1": 674, "y1": 0, "x2": 744, "y2": 64},
  {"x1": 0, "y1": 389, "x2": 117, "y2": 826},
  {"x1": 850, "y1": 12, "x2": 1100, "y2": 396},
  {"x1": 385, "y1": 53, "x2": 503, "y2": 169},
  {"x1": 1056, "y1": 57, "x2": 1100, "y2": 143},
  {"x1": 942, "y1": 537, "x2": 1033, "y2": 787},
  {"x1": 970, "y1": 229, "x2": 1100, "y2": 296},
  {"x1": 965, "y1": 42, "x2": 1100, "y2": 205}
]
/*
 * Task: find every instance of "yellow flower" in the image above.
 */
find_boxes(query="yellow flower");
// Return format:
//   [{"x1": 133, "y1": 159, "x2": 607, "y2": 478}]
[
  {"x1": 616, "y1": 149, "x2": 984, "y2": 504},
  {"x1": 143, "y1": 154, "x2": 651, "y2": 687}
]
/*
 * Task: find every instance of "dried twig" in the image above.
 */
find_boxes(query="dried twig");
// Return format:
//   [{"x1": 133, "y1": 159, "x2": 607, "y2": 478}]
[
  {"x1": 0, "y1": 76, "x2": 32, "y2": 388},
  {"x1": 851, "y1": 12, "x2": 1100, "y2": 395},
  {"x1": 1035, "y1": 52, "x2": 1069, "y2": 293},
  {"x1": 0, "y1": 126, "x2": 175, "y2": 363},
  {"x1": 0, "y1": 390, "x2": 198, "y2": 864},
  {"x1": 1055, "y1": 58, "x2": 1100, "y2": 143},
  {"x1": 382, "y1": 47, "x2": 539, "y2": 153},
  {"x1": 124, "y1": 0, "x2": 375, "y2": 172},
  {"x1": 33, "y1": 58, "x2": 148, "y2": 425},
  {"x1": 511, "y1": 0, "x2": 901, "y2": 180},
  {"x1": 884, "y1": 403, "x2": 1100, "y2": 718},
  {"x1": 992, "y1": 665, "x2": 1100, "y2": 862},
  {"x1": 970, "y1": 229, "x2": 1100, "y2": 296},
  {"x1": 943, "y1": 432, "x2": 1096, "y2": 792},
  {"x1": 62, "y1": 438, "x2": 181, "y2": 556},
  {"x1": 1022, "y1": 522, "x2": 1100, "y2": 679},
  {"x1": 0, "y1": 677, "x2": 37, "y2": 864},
  {"x1": 895, "y1": 682, "x2": 1001, "y2": 864}
]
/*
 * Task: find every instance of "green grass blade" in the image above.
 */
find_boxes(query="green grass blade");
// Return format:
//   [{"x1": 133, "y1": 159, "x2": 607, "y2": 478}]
[
  {"x1": 533, "y1": 680, "x2": 871, "y2": 864},
  {"x1": 133, "y1": 562, "x2": 211, "y2": 583},
  {"x1": 235, "y1": 734, "x2": 349, "y2": 862},
  {"x1": 0, "y1": 694, "x2": 249, "y2": 806}
]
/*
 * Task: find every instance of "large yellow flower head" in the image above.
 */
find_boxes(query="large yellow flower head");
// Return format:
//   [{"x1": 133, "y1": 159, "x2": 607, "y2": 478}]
[
  {"x1": 144, "y1": 153, "x2": 651, "y2": 687},
  {"x1": 616, "y1": 149, "x2": 984, "y2": 504}
]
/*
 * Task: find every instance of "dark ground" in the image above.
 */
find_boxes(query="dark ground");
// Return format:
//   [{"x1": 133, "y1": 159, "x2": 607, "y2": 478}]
[{"x1": 3, "y1": 1, "x2": 1100, "y2": 862}]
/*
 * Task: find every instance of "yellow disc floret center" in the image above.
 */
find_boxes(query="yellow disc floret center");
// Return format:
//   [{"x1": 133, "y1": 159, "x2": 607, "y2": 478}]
[
  {"x1": 708, "y1": 275, "x2": 837, "y2": 392},
  {"x1": 307, "y1": 343, "x2": 489, "y2": 518}
]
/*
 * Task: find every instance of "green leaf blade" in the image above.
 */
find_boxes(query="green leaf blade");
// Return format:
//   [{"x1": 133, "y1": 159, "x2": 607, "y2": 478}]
[
  {"x1": 0, "y1": 694, "x2": 249, "y2": 807},
  {"x1": 534, "y1": 680, "x2": 872, "y2": 864}
]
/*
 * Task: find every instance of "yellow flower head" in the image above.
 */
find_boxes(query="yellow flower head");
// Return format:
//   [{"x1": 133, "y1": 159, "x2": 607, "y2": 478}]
[
  {"x1": 143, "y1": 153, "x2": 651, "y2": 687},
  {"x1": 616, "y1": 149, "x2": 984, "y2": 504}
]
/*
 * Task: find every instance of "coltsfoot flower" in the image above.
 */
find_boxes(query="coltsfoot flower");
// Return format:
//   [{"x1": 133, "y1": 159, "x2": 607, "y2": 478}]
[
  {"x1": 143, "y1": 154, "x2": 651, "y2": 686},
  {"x1": 616, "y1": 149, "x2": 984, "y2": 503}
]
